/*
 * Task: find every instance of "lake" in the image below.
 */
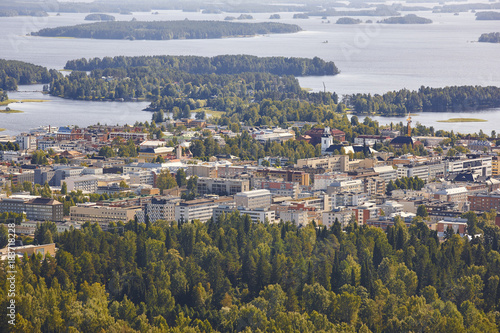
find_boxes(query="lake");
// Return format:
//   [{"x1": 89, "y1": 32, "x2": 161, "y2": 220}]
[{"x1": 0, "y1": 5, "x2": 499, "y2": 134}]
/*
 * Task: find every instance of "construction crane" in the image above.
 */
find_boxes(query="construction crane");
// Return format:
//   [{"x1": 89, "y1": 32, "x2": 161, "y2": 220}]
[{"x1": 407, "y1": 112, "x2": 412, "y2": 136}]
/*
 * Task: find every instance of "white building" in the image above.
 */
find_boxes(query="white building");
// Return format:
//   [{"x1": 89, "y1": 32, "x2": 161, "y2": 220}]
[
  {"x1": 64, "y1": 175, "x2": 99, "y2": 193},
  {"x1": 280, "y1": 210, "x2": 309, "y2": 226},
  {"x1": 444, "y1": 155, "x2": 492, "y2": 177},
  {"x1": 175, "y1": 199, "x2": 220, "y2": 223},
  {"x1": 234, "y1": 189, "x2": 272, "y2": 210},
  {"x1": 137, "y1": 196, "x2": 181, "y2": 223}
]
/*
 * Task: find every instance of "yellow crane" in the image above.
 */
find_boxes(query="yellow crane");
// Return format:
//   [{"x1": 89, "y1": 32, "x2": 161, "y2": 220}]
[{"x1": 407, "y1": 112, "x2": 412, "y2": 136}]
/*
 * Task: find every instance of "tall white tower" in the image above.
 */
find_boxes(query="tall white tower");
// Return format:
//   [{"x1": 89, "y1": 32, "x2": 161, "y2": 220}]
[{"x1": 321, "y1": 127, "x2": 333, "y2": 155}]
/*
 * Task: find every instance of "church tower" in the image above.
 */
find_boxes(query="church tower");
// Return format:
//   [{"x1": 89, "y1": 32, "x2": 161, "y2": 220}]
[{"x1": 321, "y1": 127, "x2": 333, "y2": 155}]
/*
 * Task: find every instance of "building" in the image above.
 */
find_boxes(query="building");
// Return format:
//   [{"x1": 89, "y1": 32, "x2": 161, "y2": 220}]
[
  {"x1": 213, "y1": 205, "x2": 275, "y2": 223},
  {"x1": 313, "y1": 172, "x2": 348, "y2": 190},
  {"x1": 234, "y1": 189, "x2": 272, "y2": 210},
  {"x1": 175, "y1": 197, "x2": 232, "y2": 223},
  {"x1": 64, "y1": 175, "x2": 99, "y2": 193},
  {"x1": 251, "y1": 128, "x2": 295, "y2": 143},
  {"x1": 353, "y1": 202, "x2": 380, "y2": 225},
  {"x1": 137, "y1": 196, "x2": 181, "y2": 223},
  {"x1": 444, "y1": 154, "x2": 492, "y2": 177},
  {"x1": 280, "y1": 210, "x2": 309, "y2": 226},
  {"x1": 327, "y1": 179, "x2": 363, "y2": 194},
  {"x1": 302, "y1": 127, "x2": 345, "y2": 145},
  {"x1": 0, "y1": 196, "x2": 63, "y2": 221},
  {"x1": 109, "y1": 131, "x2": 148, "y2": 141},
  {"x1": 322, "y1": 208, "x2": 354, "y2": 228},
  {"x1": 493, "y1": 156, "x2": 500, "y2": 177},
  {"x1": 138, "y1": 146, "x2": 175, "y2": 163},
  {"x1": 330, "y1": 192, "x2": 369, "y2": 208},
  {"x1": 0, "y1": 243, "x2": 56, "y2": 260},
  {"x1": 380, "y1": 201, "x2": 404, "y2": 216},
  {"x1": 197, "y1": 177, "x2": 250, "y2": 196},
  {"x1": 371, "y1": 166, "x2": 398, "y2": 183},
  {"x1": 354, "y1": 135, "x2": 391, "y2": 146},
  {"x1": 256, "y1": 180, "x2": 301, "y2": 199},
  {"x1": 254, "y1": 169, "x2": 310, "y2": 186},
  {"x1": 436, "y1": 218, "x2": 468, "y2": 238},
  {"x1": 433, "y1": 187, "x2": 468, "y2": 203},
  {"x1": 296, "y1": 155, "x2": 349, "y2": 173},
  {"x1": 70, "y1": 203, "x2": 140, "y2": 226},
  {"x1": 396, "y1": 162, "x2": 445, "y2": 182},
  {"x1": 469, "y1": 192, "x2": 500, "y2": 212}
]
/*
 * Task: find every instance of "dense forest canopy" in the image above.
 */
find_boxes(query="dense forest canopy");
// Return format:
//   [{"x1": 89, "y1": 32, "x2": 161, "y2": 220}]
[
  {"x1": 31, "y1": 20, "x2": 302, "y2": 40},
  {"x1": 344, "y1": 86, "x2": 500, "y2": 115},
  {"x1": 2, "y1": 210, "x2": 500, "y2": 332},
  {"x1": 378, "y1": 14, "x2": 432, "y2": 24},
  {"x1": 0, "y1": 59, "x2": 55, "y2": 91},
  {"x1": 475, "y1": 11, "x2": 500, "y2": 20},
  {"x1": 479, "y1": 32, "x2": 500, "y2": 43},
  {"x1": 64, "y1": 55, "x2": 339, "y2": 76},
  {"x1": 84, "y1": 13, "x2": 116, "y2": 21}
]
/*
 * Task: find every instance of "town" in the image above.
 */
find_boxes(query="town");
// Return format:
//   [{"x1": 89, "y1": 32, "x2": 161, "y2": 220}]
[{"x1": 1, "y1": 114, "x2": 498, "y2": 257}]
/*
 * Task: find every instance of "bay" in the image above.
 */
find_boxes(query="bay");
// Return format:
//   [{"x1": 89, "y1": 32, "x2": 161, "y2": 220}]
[{"x1": 0, "y1": 5, "x2": 499, "y2": 134}]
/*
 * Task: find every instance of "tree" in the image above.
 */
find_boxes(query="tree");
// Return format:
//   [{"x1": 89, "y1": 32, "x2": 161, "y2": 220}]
[
  {"x1": 41, "y1": 182, "x2": 52, "y2": 198},
  {"x1": 119, "y1": 180, "x2": 129, "y2": 189},
  {"x1": 61, "y1": 181, "x2": 67, "y2": 195},
  {"x1": 156, "y1": 170, "x2": 177, "y2": 191},
  {"x1": 176, "y1": 168, "x2": 187, "y2": 187},
  {"x1": 0, "y1": 224, "x2": 8, "y2": 248},
  {"x1": 416, "y1": 205, "x2": 428, "y2": 218}
]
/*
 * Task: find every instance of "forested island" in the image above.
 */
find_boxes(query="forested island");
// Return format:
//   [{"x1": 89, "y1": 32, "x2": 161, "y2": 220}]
[
  {"x1": 84, "y1": 13, "x2": 116, "y2": 21},
  {"x1": 31, "y1": 21, "x2": 302, "y2": 41},
  {"x1": 378, "y1": 14, "x2": 432, "y2": 24},
  {"x1": 476, "y1": 11, "x2": 500, "y2": 20},
  {"x1": 336, "y1": 17, "x2": 362, "y2": 24},
  {"x1": 345, "y1": 86, "x2": 500, "y2": 115},
  {"x1": 269, "y1": 14, "x2": 281, "y2": 19},
  {"x1": 306, "y1": 5, "x2": 400, "y2": 17},
  {"x1": 479, "y1": 32, "x2": 500, "y2": 43},
  {"x1": 0, "y1": 59, "x2": 55, "y2": 91},
  {"x1": 293, "y1": 13, "x2": 309, "y2": 19}
]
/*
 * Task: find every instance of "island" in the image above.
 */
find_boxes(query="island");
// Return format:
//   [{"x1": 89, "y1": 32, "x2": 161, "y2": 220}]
[
  {"x1": 0, "y1": 59, "x2": 54, "y2": 91},
  {"x1": 293, "y1": 13, "x2": 309, "y2": 19},
  {"x1": 224, "y1": 16, "x2": 236, "y2": 21},
  {"x1": 476, "y1": 11, "x2": 500, "y2": 20},
  {"x1": 237, "y1": 14, "x2": 253, "y2": 20},
  {"x1": 31, "y1": 21, "x2": 302, "y2": 41},
  {"x1": 336, "y1": 17, "x2": 362, "y2": 24},
  {"x1": 479, "y1": 32, "x2": 500, "y2": 43},
  {"x1": 437, "y1": 118, "x2": 487, "y2": 123},
  {"x1": 346, "y1": 86, "x2": 500, "y2": 115},
  {"x1": 269, "y1": 14, "x2": 281, "y2": 19},
  {"x1": 378, "y1": 14, "x2": 432, "y2": 24},
  {"x1": 84, "y1": 13, "x2": 116, "y2": 21}
]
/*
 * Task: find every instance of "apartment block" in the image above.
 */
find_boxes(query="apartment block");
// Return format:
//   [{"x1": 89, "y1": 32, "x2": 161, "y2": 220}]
[
  {"x1": 70, "y1": 203, "x2": 140, "y2": 226},
  {"x1": 136, "y1": 196, "x2": 181, "y2": 223},
  {"x1": 197, "y1": 177, "x2": 250, "y2": 196},
  {"x1": 296, "y1": 155, "x2": 349, "y2": 173},
  {"x1": 175, "y1": 197, "x2": 233, "y2": 223},
  {"x1": 234, "y1": 189, "x2": 272, "y2": 210},
  {"x1": 0, "y1": 196, "x2": 63, "y2": 221},
  {"x1": 213, "y1": 205, "x2": 275, "y2": 223}
]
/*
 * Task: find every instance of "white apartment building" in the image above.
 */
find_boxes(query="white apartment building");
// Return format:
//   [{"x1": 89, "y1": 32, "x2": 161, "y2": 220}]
[
  {"x1": 65, "y1": 175, "x2": 98, "y2": 192},
  {"x1": 396, "y1": 162, "x2": 445, "y2": 182},
  {"x1": 444, "y1": 155, "x2": 492, "y2": 177},
  {"x1": 213, "y1": 205, "x2": 276, "y2": 223},
  {"x1": 327, "y1": 179, "x2": 363, "y2": 194},
  {"x1": 175, "y1": 199, "x2": 220, "y2": 223},
  {"x1": 137, "y1": 197, "x2": 181, "y2": 223},
  {"x1": 280, "y1": 210, "x2": 309, "y2": 226},
  {"x1": 234, "y1": 189, "x2": 272, "y2": 210}
]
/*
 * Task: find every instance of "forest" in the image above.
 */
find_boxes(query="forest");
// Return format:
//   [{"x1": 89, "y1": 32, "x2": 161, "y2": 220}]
[
  {"x1": 378, "y1": 14, "x2": 432, "y2": 24},
  {"x1": 344, "y1": 86, "x2": 500, "y2": 115},
  {"x1": 31, "y1": 21, "x2": 302, "y2": 40},
  {"x1": 2, "y1": 210, "x2": 500, "y2": 332},
  {"x1": 64, "y1": 55, "x2": 339, "y2": 76},
  {"x1": 479, "y1": 32, "x2": 500, "y2": 43},
  {"x1": 475, "y1": 11, "x2": 500, "y2": 20},
  {"x1": 0, "y1": 59, "x2": 55, "y2": 91},
  {"x1": 84, "y1": 13, "x2": 116, "y2": 21}
]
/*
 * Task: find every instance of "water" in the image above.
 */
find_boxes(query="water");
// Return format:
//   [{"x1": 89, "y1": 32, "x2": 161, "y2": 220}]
[
  {"x1": 0, "y1": 85, "x2": 151, "y2": 135},
  {"x1": 0, "y1": 5, "x2": 499, "y2": 134}
]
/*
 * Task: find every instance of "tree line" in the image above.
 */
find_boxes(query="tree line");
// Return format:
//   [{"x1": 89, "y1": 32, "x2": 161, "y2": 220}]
[
  {"x1": 32, "y1": 20, "x2": 302, "y2": 41},
  {"x1": 344, "y1": 85, "x2": 500, "y2": 115},
  {"x1": 2, "y1": 210, "x2": 500, "y2": 332},
  {"x1": 64, "y1": 55, "x2": 339, "y2": 76}
]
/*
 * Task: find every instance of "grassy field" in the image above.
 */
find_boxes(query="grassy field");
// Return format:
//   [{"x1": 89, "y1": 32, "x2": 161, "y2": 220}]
[
  {"x1": 437, "y1": 118, "x2": 487, "y2": 123},
  {"x1": 0, "y1": 109, "x2": 24, "y2": 113},
  {"x1": 192, "y1": 108, "x2": 225, "y2": 118},
  {"x1": 0, "y1": 99, "x2": 49, "y2": 106},
  {"x1": 0, "y1": 128, "x2": 5, "y2": 132}
]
